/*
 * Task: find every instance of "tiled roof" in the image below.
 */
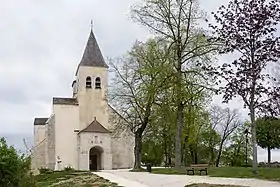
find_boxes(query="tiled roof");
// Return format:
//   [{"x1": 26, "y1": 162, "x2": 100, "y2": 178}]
[
  {"x1": 53, "y1": 97, "x2": 78, "y2": 105},
  {"x1": 34, "y1": 118, "x2": 48, "y2": 125},
  {"x1": 79, "y1": 118, "x2": 110, "y2": 133},
  {"x1": 77, "y1": 30, "x2": 109, "y2": 72}
]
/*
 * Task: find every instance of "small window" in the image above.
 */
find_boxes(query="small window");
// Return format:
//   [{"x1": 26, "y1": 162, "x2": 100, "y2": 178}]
[
  {"x1": 86, "y1": 76, "x2": 92, "y2": 88},
  {"x1": 95, "y1": 77, "x2": 101, "y2": 89}
]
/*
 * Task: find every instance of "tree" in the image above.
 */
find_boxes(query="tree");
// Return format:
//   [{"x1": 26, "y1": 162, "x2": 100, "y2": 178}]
[
  {"x1": 210, "y1": 106, "x2": 241, "y2": 167},
  {"x1": 256, "y1": 116, "x2": 280, "y2": 166},
  {"x1": 110, "y1": 39, "x2": 171, "y2": 169},
  {"x1": 0, "y1": 138, "x2": 35, "y2": 187},
  {"x1": 222, "y1": 122, "x2": 252, "y2": 167},
  {"x1": 132, "y1": 0, "x2": 217, "y2": 168},
  {"x1": 208, "y1": 0, "x2": 280, "y2": 173}
]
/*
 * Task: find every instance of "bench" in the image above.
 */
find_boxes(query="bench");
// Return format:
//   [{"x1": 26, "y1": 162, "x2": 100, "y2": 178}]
[{"x1": 186, "y1": 164, "x2": 209, "y2": 175}]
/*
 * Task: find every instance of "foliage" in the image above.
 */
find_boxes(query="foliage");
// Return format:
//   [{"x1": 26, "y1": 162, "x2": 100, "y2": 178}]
[
  {"x1": 256, "y1": 117, "x2": 280, "y2": 150},
  {"x1": 141, "y1": 138, "x2": 164, "y2": 166},
  {"x1": 221, "y1": 121, "x2": 252, "y2": 167},
  {"x1": 39, "y1": 167, "x2": 53, "y2": 174},
  {"x1": 132, "y1": 0, "x2": 217, "y2": 168},
  {"x1": 207, "y1": 0, "x2": 280, "y2": 172},
  {"x1": 0, "y1": 137, "x2": 36, "y2": 187},
  {"x1": 110, "y1": 39, "x2": 171, "y2": 169},
  {"x1": 64, "y1": 166, "x2": 75, "y2": 172},
  {"x1": 256, "y1": 116, "x2": 280, "y2": 164}
]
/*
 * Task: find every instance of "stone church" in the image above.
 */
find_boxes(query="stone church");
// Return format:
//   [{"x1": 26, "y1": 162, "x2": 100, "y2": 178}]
[{"x1": 31, "y1": 29, "x2": 134, "y2": 171}]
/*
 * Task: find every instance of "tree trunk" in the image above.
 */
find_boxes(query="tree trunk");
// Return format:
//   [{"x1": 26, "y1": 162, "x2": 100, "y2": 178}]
[
  {"x1": 194, "y1": 150, "x2": 198, "y2": 164},
  {"x1": 133, "y1": 132, "x2": 142, "y2": 170},
  {"x1": 268, "y1": 146, "x2": 271, "y2": 167},
  {"x1": 182, "y1": 136, "x2": 188, "y2": 166},
  {"x1": 182, "y1": 141, "x2": 186, "y2": 166},
  {"x1": 210, "y1": 147, "x2": 215, "y2": 166},
  {"x1": 215, "y1": 141, "x2": 224, "y2": 167},
  {"x1": 189, "y1": 144, "x2": 195, "y2": 164},
  {"x1": 163, "y1": 133, "x2": 168, "y2": 167},
  {"x1": 250, "y1": 106, "x2": 258, "y2": 174},
  {"x1": 175, "y1": 102, "x2": 183, "y2": 168}
]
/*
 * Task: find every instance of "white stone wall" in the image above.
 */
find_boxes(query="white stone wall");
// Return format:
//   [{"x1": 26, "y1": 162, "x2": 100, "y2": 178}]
[
  {"x1": 108, "y1": 106, "x2": 135, "y2": 169},
  {"x1": 76, "y1": 66, "x2": 109, "y2": 130},
  {"x1": 78, "y1": 132, "x2": 112, "y2": 170},
  {"x1": 32, "y1": 125, "x2": 47, "y2": 170},
  {"x1": 53, "y1": 104, "x2": 79, "y2": 169},
  {"x1": 46, "y1": 115, "x2": 56, "y2": 170}
]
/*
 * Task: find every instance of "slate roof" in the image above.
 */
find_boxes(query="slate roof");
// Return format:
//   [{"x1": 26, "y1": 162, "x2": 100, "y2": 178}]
[
  {"x1": 53, "y1": 97, "x2": 79, "y2": 105},
  {"x1": 76, "y1": 30, "x2": 108, "y2": 74},
  {"x1": 34, "y1": 118, "x2": 48, "y2": 125},
  {"x1": 79, "y1": 118, "x2": 110, "y2": 133}
]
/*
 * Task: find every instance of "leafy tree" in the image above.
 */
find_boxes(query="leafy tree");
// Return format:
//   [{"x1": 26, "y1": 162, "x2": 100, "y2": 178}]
[
  {"x1": 141, "y1": 136, "x2": 165, "y2": 166},
  {"x1": 0, "y1": 138, "x2": 35, "y2": 187},
  {"x1": 199, "y1": 123, "x2": 220, "y2": 165},
  {"x1": 208, "y1": 0, "x2": 280, "y2": 173},
  {"x1": 132, "y1": 0, "x2": 217, "y2": 168},
  {"x1": 222, "y1": 123, "x2": 252, "y2": 167},
  {"x1": 110, "y1": 39, "x2": 171, "y2": 169},
  {"x1": 256, "y1": 116, "x2": 280, "y2": 166}
]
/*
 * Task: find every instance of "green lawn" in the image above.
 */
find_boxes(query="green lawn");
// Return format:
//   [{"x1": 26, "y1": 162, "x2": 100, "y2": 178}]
[
  {"x1": 151, "y1": 167, "x2": 280, "y2": 181},
  {"x1": 34, "y1": 171, "x2": 122, "y2": 187}
]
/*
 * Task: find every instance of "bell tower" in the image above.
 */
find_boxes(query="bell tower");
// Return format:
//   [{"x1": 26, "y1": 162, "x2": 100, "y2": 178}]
[{"x1": 74, "y1": 28, "x2": 109, "y2": 130}]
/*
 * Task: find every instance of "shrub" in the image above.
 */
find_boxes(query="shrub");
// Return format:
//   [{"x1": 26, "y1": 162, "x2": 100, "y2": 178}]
[
  {"x1": 0, "y1": 137, "x2": 36, "y2": 187},
  {"x1": 39, "y1": 167, "x2": 53, "y2": 174},
  {"x1": 64, "y1": 166, "x2": 75, "y2": 172}
]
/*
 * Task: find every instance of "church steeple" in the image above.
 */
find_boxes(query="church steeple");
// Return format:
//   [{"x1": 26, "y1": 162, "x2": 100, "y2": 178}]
[{"x1": 76, "y1": 29, "x2": 109, "y2": 75}]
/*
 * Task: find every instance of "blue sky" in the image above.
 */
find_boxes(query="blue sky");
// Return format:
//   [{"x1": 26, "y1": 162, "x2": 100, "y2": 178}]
[{"x1": 0, "y1": 0, "x2": 279, "y2": 162}]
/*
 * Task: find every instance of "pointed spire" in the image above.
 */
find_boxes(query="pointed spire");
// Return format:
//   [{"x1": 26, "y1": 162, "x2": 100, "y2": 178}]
[{"x1": 77, "y1": 23, "x2": 109, "y2": 71}]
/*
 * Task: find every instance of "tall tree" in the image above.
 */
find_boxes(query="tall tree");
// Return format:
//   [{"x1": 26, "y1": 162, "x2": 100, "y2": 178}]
[
  {"x1": 132, "y1": 0, "x2": 216, "y2": 168},
  {"x1": 208, "y1": 0, "x2": 280, "y2": 173},
  {"x1": 110, "y1": 39, "x2": 171, "y2": 169},
  {"x1": 256, "y1": 116, "x2": 280, "y2": 166}
]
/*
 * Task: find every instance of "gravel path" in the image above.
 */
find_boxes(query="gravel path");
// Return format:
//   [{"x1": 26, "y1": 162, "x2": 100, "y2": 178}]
[{"x1": 94, "y1": 169, "x2": 280, "y2": 187}]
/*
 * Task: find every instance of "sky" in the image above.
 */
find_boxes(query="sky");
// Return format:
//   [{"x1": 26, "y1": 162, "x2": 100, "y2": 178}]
[{"x1": 0, "y1": 0, "x2": 279, "y2": 162}]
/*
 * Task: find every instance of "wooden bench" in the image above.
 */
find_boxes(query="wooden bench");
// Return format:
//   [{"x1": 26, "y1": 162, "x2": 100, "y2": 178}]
[{"x1": 186, "y1": 164, "x2": 209, "y2": 175}]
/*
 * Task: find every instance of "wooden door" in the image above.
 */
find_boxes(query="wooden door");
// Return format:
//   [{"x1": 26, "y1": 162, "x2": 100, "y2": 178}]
[{"x1": 90, "y1": 154, "x2": 98, "y2": 170}]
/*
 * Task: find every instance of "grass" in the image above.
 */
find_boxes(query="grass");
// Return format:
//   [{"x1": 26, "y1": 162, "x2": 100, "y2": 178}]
[
  {"x1": 151, "y1": 167, "x2": 280, "y2": 181},
  {"x1": 34, "y1": 170, "x2": 122, "y2": 187},
  {"x1": 185, "y1": 184, "x2": 247, "y2": 187}
]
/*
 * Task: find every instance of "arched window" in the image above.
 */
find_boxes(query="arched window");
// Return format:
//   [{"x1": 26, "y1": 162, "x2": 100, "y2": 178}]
[
  {"x1": 95, "y1": 77, "x2": 101, "y2": 89},
  {"x1": 86, "y1": 76, "x2": 92, "y2": 88}
]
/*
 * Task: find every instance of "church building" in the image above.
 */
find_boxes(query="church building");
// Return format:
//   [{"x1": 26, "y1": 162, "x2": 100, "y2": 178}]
[{"x1": 31, "y1": 29, "x2": 134, "y2": 171}]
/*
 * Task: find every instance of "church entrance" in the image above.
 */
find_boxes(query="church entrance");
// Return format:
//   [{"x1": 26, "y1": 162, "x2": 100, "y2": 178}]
[{"x1": 89, "y1": 146, "x2": 103, "y2": 171}]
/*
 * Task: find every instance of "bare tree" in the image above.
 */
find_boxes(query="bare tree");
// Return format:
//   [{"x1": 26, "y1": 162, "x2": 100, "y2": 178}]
[{"x1": 209, "y1": 105, "x2": 241, "y2": 167}]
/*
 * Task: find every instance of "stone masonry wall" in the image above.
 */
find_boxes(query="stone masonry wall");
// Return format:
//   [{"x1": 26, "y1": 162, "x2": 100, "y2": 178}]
[
  {"x1": 31, "y1": 125, "x2": 47, "y2": 171},
  {"x1": 46, "y1": 115, "x2": 56, "y2": 170},
  {"x1": 108, "y1": 106, "x2": 135, "y2": 169}
]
